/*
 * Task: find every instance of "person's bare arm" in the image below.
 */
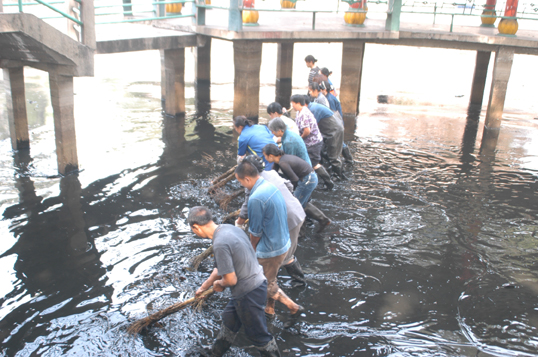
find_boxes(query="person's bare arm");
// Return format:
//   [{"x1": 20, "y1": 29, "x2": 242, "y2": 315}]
[
  {"x1": 213, "y1": 272, "x2": 238, "y2": 292},
  {"x1": 196, "y1": 268, "x2": 221, "y2": 297}
]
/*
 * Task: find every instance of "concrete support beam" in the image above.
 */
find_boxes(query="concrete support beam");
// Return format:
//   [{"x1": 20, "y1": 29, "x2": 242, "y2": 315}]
[
  {"x1": 49, "y1": 72, "x2": 78, "y2": 174},
  {"x1": 275, "y1": 42, "x2": 294, "y2": 109},
  {"x1": 233, "y1": 40, "x2": 262, "y2": 122},
  {"x1": 480, "y1": 46, "x2": 514, "y2": 153},
  {"x1": 386, "y1": 0, "x2": 402, "y2": 31},
  {"x1": 163, "y1": 48, "x2": 186, "y2": 117},
  {"x1": 340, "y1": 40, "x2": 365, "y2": 138},
  {"x1": 469, "y1": 51, "x2": 491, "y2": 107},
  {"x1": 80, "y1": 0, "x2": 96, "y2": 49},
  {"x1": 5, "y1": 67, "x2": 30, "y2": 150},
  {"x1": 195, "y1": 37, "x2": 211, "y2": 115}
]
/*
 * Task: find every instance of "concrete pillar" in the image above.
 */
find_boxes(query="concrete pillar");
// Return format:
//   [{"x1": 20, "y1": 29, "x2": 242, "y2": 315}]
[
  {"x1": 80, "y1": 0, "x2": 96, "y2": 49},
  {"x1": 49, "y1": 72, "x2": 78, "y2": 174},
  {"x1": 163, "y1": 48, "x2": 186, "y2": 117},
  {"x1": 480, "y1": 46, "x2": 514, "y2": 152},
  {"x1": 0, "y1": 0, "x2": 4, "y2": 12},
  {"x1": 469, "y1": 51, "x2": 491, "y2": 107},
  {"x1": 195, "y1": 38, "x2": 211, "y2": 115},
  {"x1": 275, "y1": 42, "x2": 294, "y2": 109},
  {"x1": 340, "y1": 40, "x2": 365, "y2": 139},
  {"x1": 385, "y1": 0, "x2": 402, "y2": 31},
  {"x1": 233, "y1": 40, "x2": 262, "y2": 122},
  {"x1": 5, "y1": 67, "x2": 30, "y2": 150}
]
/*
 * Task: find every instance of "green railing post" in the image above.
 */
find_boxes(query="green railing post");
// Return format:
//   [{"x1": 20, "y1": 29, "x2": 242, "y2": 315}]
[
  {"x1": 18, "y1": 0, "x2": 23, "y2": 12},
  {"x1": 229, "y1": 0, "x2": 242, "y2": 31},
  {"x1": 195, "y1": 0, "x2": 206, "y2": 25},
  {"x1": 385, "y1": 0, "x2": 401, "y2": 30},
  {"x1": 312, "y1": 11, "x2": 316, "y2": 30}
]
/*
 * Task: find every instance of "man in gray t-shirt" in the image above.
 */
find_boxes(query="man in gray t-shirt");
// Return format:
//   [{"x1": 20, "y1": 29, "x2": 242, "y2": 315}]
[{"x1": 189, "y1": 207, "x2": 280, "y2": 357}]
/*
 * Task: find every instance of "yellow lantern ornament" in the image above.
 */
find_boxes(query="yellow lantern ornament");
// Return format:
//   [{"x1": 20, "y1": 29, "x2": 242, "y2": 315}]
[
  {"x1": 480, "y1": 10, "x2": 497, "y2": 26},
  {"x1": 242, "y1": 0, "x2": 259, "y2": 25},
  {"x1": 280, "y1": 0, "x2": 296, "y2": 9},
  {"x1": 498, "y1": 18, "x2": 518, "y2": 35},
  {"x1": 165, "y1": 2, "x2": 183, "y2": 13},
  {"x1": 343, "y1": 0, "x2": 367, "y2": 26}
]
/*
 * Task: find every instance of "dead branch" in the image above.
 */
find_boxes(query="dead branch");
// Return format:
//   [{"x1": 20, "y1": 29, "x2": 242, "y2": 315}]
[
  {"x1": 187, "y1": 245, "x2": 214, "y2": 272},
  {"x1": 127, "y1": 288, "x2": 215, "y2": 334},
  {"x1": 212, "y1": 165, "x2": 238, "y2": 185},
  {"x1": 208, "y1": 172, "x2": 235, "y2": 193}
]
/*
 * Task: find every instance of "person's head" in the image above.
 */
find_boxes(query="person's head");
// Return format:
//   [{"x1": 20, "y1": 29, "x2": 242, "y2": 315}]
[
  {"x1": 290, "y1": 94, "x2": 305, "y2": 111},
  {"x1": 262, "y1": 143, "x2": 284, "y2": 164},
  {"x1": 235, "y1": 160, "x2": 260, "y2": 190},
  {"x1": 233, "y1": 115, "x2": 253, "y2": 134},
  {"x1": 304, "y1": 95, "x2": 312, "y2": 105},
  {"x1": 187, "y1": 206, "x2": 216, "y2": 239},
  {"x1": 308, "y1": 82, "x2": 322, "y2": 97},
  {"x1": 267, "y1": 102, "x2": 283, "y2": 119},
  {"x1": 243, "y1": 155, "x2": 264, "y2": 173},
  {"x1": 304, "y1": 55, "x2": 317, "y2": 68},
  {"x1": 320, "y1": 81, "x2": 331, "y2": 95},
  {"x1": 268, "y1": 117, "x2": 287, "y2": 138},
  {"x1": 320, "y1": 67, "x2": 332, "y2": 77}
]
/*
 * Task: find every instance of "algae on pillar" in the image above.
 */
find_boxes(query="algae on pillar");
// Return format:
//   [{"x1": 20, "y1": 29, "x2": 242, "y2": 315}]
[
  {"x1": 49, "y1": 72, "x2": 78, "y2": 174},
  {"x1": 163, "y1": 48, "x2": 186, "y2": 117},
  {"x1": 469, "y1": 51, "x2": 491, "y2": 108},
  {"x1": 275, "y1": 42, "x2": 294, "y2": 109},
  {"x1": 233, "y1": 40, "x2": 262, "y2": 122},
  {"x1": 340, "y1": 40, "x2": 365, "y2": 140},
  {"x1": 480, "y1": 46, "x2": 514, "y2": 153},
  {"x1": 5, "y1": 67, "x2": 30, "y2": 150},
  {"x1": 195, "y1": 38, "x2": 212, "y2": 116}
]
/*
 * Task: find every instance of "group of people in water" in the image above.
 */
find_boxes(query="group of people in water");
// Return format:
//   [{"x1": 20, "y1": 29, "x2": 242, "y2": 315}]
[{"x1": 187, "y1": 55, "x2": 353, "y2": 357}]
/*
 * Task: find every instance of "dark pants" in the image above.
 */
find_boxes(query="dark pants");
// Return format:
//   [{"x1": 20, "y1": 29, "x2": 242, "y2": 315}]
[
  {"x1": 306, "y1": 141, "x2": 323, "y2": 167},
  {"x1": 221, "y1": 281, "x2": 272, "y2": 347},
  {"x1": 318, "y1": 115, "x2": 344, "y2": 166}
]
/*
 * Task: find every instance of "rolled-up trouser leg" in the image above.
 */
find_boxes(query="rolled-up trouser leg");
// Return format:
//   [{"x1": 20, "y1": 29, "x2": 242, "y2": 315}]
[
  {"x1": 283, "y1": 220, "x2": 304, "y2": 265},
  {"x1": 258, "y1": 252, "x2": 288, "y2": 299}
]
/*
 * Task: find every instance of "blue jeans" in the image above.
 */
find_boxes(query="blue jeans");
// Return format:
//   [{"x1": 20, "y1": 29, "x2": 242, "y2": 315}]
[
  {"x1": 294, "y1": 171, "x2": 318, "y2": 207},
  {"x1": 221, "y1": 281, "x2": 272, "y2": 347}
]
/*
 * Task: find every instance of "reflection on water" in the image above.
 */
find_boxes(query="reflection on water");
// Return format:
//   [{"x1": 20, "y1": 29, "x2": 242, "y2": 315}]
[{"x1": 1, "y1": 47, "x2": 538, "y2": 356}]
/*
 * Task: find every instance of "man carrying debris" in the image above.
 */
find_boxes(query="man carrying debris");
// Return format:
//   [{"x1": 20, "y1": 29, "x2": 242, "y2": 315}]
[{"x1": 189, "y1": 206, "x2": 280, "y2": 357}]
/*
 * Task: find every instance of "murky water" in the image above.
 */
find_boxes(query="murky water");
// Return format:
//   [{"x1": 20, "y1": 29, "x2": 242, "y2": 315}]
[{"x1": 1, "y1": 42, "x2": 538, "y2": 357}]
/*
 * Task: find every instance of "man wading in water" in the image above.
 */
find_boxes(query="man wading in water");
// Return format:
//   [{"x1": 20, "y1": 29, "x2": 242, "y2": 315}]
[
  {"x1": 189, "y1": 207, "x2": 280, "y2": 357},
  {"x1": 235, "y1": 161, "x2": 305, "y2": 326}
]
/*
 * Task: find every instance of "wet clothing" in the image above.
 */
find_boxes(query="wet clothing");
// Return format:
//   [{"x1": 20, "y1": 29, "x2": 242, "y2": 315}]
[
  {"x1": 308, "y1": 66, "x2": 320, "y2": 85},
  {"x1": 283, "y1": 221, "x2": 303, "y2": 265},
  {"x1": 238, "y1": 125, "x2": 275, "y2": 170},
  {"x1": 293, "y1": 171, "x2": 318, "y2": 207},
  {"x1": 213, "y1": 224, "x2": 266, "y2": 298},
  {"x1": 295, "y1": 107, "x2": 323, "y2": 147},
  {"x1": 281, "y1": 129, "x2": 312, "y2": 166},
  {"x1": 314, "y1": 93, "x2": 330, "y2": 108},
  {"x1": 326, "y1": 92, "x2": 343, "y2": 119},
  {"x1": 221, "y1": 280, "x2": 273, "y2": 347},
  {"x1": 239, "y1": 170, "x2": 306, "y2": 231},
  {"x1": 248, "y1": 177, "x2": 291, "y2": 259},
  {"x1": 308, "y1": 102, "x2": 344, "y2": 168},
  {"x1": 307, "y1": 141, "x2": 323, "y2": 167},
  {"x1": 272, "y1": 154, "x2": 313, "y2": 188},
  {"x1": 258, "y1": 252, "x2": 287, "y2": 299}
]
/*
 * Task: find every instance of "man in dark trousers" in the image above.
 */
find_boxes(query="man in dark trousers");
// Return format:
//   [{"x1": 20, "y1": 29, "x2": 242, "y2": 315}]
[{"x1": 190, "y1": 206, "x2": 280, "y2": 357}]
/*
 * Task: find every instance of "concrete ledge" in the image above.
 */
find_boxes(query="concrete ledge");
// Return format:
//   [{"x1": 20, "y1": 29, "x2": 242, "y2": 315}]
[{"x1": 0, "y1": 13, "x2": 94, "y2": 76}]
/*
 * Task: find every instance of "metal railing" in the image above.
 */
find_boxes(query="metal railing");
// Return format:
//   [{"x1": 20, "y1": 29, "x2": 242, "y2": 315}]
[{"x1": 93, "y1": 0, "x2": 195, "y2": 24}]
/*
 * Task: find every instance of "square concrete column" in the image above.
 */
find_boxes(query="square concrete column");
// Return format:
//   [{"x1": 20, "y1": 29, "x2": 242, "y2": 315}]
[
  {"x1": 480, "y1": 46, "x2": 514, "y2": 153},
  {"x1": 340, "y1": 40, "x2": 365, "y2": 139},
  {"x1": 469, "y1": 51, "x2": 491, "y2": 107},
  {"x1": 195, "y1": 37, "x2": 211, "y2": 115},
  {"x1": 5, "y1": 68, "x2": 30, "y2": 150},
  {"x1": 163, "y1": 48, "x2": 186, "y2": 117},
  {"x1": 49, "y1": 72, "x2": 78, "y2": 174},
  {"x1": 233, "y1": 40, "x2": 262, "y2": 122},
  {"x1": 275, "y1": 42, "x2": 294, "y2": 110}
]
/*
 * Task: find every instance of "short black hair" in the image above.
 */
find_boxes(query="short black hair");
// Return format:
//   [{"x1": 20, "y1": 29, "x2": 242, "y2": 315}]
[
  {"x1": 290, "y1": 94, "x2": 305, "y2": 106},
  {"x1": 305, "y1": 55, "x2": 317, "y2": 63},
  {"x1": 187, "y1": 206, "x2": 213, "y2": 227},
  {"x1": 235, "y1": 161, "x2": 260, "y2": 179},
  {"x1": 243, "y1": 155, "x2": 264, "y2": 173},
  {"x1": 267, "y1": 102, "x2": 283, "y2": 115},
  {"x1": 320, "y1": 67, "x2": 332, "y2": 77},
  {"x1": 304, "y1": 95, "x2": 312, "y2": 105},
  {"x1": 309, "y1": 82, "x2": 322, "y2": 92}
]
